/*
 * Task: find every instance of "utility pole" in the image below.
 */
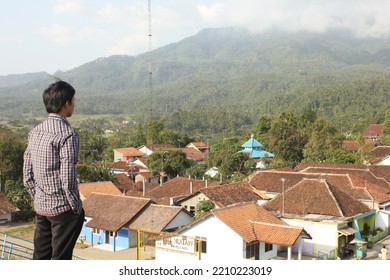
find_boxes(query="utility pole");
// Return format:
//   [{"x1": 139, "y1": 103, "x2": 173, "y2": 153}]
[{"x1": 280, "y1": 178, "x2": 286, "y2": 218}]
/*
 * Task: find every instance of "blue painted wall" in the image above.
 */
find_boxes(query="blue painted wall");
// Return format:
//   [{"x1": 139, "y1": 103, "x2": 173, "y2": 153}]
[{"x1": 80, "y1": 225, "x2": 130, "y2": 251}]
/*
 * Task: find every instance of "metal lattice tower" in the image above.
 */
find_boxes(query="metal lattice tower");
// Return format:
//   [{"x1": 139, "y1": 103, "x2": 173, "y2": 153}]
[{"x1": 148, "y1": 0, "x2": 154, "y2": 117}]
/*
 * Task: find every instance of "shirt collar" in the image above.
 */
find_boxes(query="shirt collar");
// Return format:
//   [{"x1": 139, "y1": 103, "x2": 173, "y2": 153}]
[{"x1": 48, "y1": 113, "x2": 71, "y2": 126}]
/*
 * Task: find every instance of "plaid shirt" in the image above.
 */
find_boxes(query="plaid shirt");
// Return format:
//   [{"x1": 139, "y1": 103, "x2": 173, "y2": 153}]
[{"x1": 23, "y1": 114, "x2": 82, "y2": 216}]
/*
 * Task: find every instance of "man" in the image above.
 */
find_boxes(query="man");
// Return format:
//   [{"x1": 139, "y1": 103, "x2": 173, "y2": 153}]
[{"x1": 23, "y1": 80, "x2": 84, "y2": 260}]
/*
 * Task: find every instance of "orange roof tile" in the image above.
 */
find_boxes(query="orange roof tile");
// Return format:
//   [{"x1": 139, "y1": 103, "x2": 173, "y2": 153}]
[
  {"x1": 249, "y1": 170, "x2": 372, "y2": 200},
  {"x1": 79, "y1": 181, "x2": 123, "y2": 200},
  {"x1": 186, "y1": 142, "x2": 209, "y2": 149},
  {"x1": 200, "y1": 181, "x2": 262, "y2": 208},
  {"x1": 363, "y1": 124, "x2": 384, "y2": 138},
  {"x1": 212, "y1": 203, "x2": 284, "y2": 243},
  {"x1": 0, "y1": 192, "x2": 19, "y2": 214},
  {"x1": 181, "y1": 148, "x2": 206, "y2": 161},
  {"x1": 146, "y1": 177, "x2": 207, "y2": 199},
  {"x1": 138, "y1": 144, "x2": 174, "y2": 151},
  {"x1": 114, "y1": 147, "x2": 146, "y2": 157},
  {"x1": 84, "y1": 193, "x2": 152, "y2": 231},
  {"x1": 251, "y1": 222, "x2": 310, "y2": 246},
  {"x1": 263, "y1": 179, "x2": 371, "y2": 218},
  {"x1": 130, "y1": 204, "x2": 191, "y2": 231}
]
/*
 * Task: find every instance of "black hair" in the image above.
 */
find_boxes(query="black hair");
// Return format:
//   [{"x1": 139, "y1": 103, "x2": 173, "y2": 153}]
[{"x1": 42, "y1": 80, "x2": 75, "y2": 113}]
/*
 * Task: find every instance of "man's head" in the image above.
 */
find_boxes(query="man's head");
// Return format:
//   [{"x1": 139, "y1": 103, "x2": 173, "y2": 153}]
[{"x1": 42, "y1": 80, "x2": 75, "y2": 116}]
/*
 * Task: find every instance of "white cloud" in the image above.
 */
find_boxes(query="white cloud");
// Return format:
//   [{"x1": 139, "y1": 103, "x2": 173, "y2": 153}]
[
  {"x1": 96, "y1": 3, "x2": 123, "y2": 23},
  {"x1": 196, "y1": 3, "x2": 226, "y2": 25},
  {"x1": 108, "y1": 34, "x2": 148, "y2": 55},
  {"x1": 37, "y1": 24, "x2": 106, "y2": 46},
  {"x1": 52, "y1": 0, "x2": 84, "y2": 14},
  {"x1": 193, "y1": 0, "x2": 390, "y2": 37}
]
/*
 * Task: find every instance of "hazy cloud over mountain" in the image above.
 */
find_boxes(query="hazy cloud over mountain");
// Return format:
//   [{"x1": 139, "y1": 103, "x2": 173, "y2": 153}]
[{"x1": 1, "y1": 0, "x2": 390, "y2": 75}]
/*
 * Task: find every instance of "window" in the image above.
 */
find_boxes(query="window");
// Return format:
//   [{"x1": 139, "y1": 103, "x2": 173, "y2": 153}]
[
  {"x1": 196, "y1": 240, "x2": 207, "y2": 254},
  {"x1": 245, "y1": 242, "x2": 259, "y2": 260},
  {"x1": 265, "y1": 243, "x2": 273, "y2": 252},
  {"x1": 109, "y1": 231, "x2": 118, "y2": 238},
  {"x1": 93, "y1": 228, "x2": 100, "y2": 234}
]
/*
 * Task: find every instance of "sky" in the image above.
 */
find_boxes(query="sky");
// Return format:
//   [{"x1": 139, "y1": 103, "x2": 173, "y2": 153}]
[{"x1": 1, "y1": 0, "x2": 390, "y2": 76}]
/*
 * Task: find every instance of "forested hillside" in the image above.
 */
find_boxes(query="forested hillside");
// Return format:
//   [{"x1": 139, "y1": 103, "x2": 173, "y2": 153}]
[{"x1": 1, "y1": 27, "x2": 390, "y2": 134}]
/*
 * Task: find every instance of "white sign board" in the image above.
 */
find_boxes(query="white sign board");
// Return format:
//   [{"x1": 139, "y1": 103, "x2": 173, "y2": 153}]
[{"x1": 155, "y1": 236, "x2": 196, "y2": 254}]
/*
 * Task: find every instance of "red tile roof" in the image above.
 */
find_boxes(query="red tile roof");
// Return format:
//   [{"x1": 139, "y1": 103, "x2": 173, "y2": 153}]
[
  {"x1": 371, "y1": 146, "x2": 390, "y2": 164},
  {"x1": 263, "y1": 178, "x2": 371, "y2": 218},
  {"x1": 365, "y1": 182, "x2": 390, "y2": 204},
  {"x1": 84, "y1": 193, "x2": 152, "y2": 231},
  {"x1": 79, "y1": 181, "x2": 123, "y2": 200},
  {"x1": 250, "y1": 170, "x2": 372, "y2": 200},
  {"x1": 181, "y1": 148, "x2": 206, "y2": 161},
  {"x1": 300, "y1": 167, "x2": 390, "y2": 191},
  {"x1": 251, "y1": 221, "x2": 310, "y2": 246},
  {"x1": 130, "y1": 204, "x2": 191, "y2": 231},
  {"x1": 200, "y1": 181, "x2": 262, "y2": 208},
  {"x1": 362, "y1": 124, "x2": 384, "y2": 138},
  {"x1": 294, "y1": 163, "x2": 368, "y2": 172},
  {"x1": 372, "y1": 146, "x2": 390, "y2": 158},
  {"x1": 146, "y1": 177, "x2": 207, "y2": 199},
  {"x1": 138, "y1": 144, "x2": 174, "y2": 151},
  {"x1": 368, "y1": 165, "x2": 390, "y2": 182},
  {"x1": 212, "y1": 203, "x2": 309, "y2": 245},
  {"x1": 341, "y1": 140, "x2": 375, "y2": 152},
  {"x1": 113, "y1": 174, "x2": 137, "y2": 192},
  {"x1": 114, "y1": 147, "x2": 146, "y2": 157},
  {"x1": 186, "y1": 142, "x2": 209, "y2": 149},
  {"x1": 0, "y1": 192, "x2": 19, "y2": 214}
]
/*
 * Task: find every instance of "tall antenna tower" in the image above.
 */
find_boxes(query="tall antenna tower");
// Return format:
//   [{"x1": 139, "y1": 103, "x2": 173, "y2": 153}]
[{"x1": 148, "y1": 0, "x2": 154, "y2": 117}]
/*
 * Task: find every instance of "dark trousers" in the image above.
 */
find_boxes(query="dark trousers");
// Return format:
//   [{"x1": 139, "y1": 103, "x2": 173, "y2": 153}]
[{"x1": 33, "y1": 209, "x2": 85, "y2": 260}]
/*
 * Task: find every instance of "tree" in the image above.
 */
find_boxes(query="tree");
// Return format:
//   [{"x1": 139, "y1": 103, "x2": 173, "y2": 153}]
[
  {"x1": 132, "y1": 123, "x2": 147, "y2": 147},
  {"x1": 147, "y1": 150, "x2": 191, "y2": 178},
  {"x1": 77, "y1": 161, "x2": 114, "y2": 183},
  {"x1": 3, "y1": 180, "x2": 34, "y2": 221},
  {"x1": 381, "y1": 107, "x2": 390, "y2": 145},
  {"x1": 0, "y1": 126, "x2": 26, "y2": 182},
  {"x1": 207, "y1": 137, "x2": 253, "y2": 179},
  {"x1": 185, "y1": 163, "x2": 207, "y2": 179},
  {"x1": 303, "y1": 118, "x2": 341, "y2": 163},
  {"x1": 159, "y1": 129, "x2": 181, "y2": 146},
  {"x1": 78, "y1": 129, "x2": 108, "y2": 164},
  {"x1": 267, "y1": 112, "x2": 306, "y2": 166},
  {"x1": 146, "y1": 120, "x2": 164, "y2": 144},
  {"x1": 193, "y1": 200, "x2": 215, "y2": 219},
  {"x1": 254, "y1": 115, "x2": 272, "y2": 144},
  {"x1": 356, "y1": 133, "x2": 373, "y2": 164}
]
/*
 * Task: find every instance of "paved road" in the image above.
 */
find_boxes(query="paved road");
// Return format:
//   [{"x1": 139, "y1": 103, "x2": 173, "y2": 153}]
[{"x1": 364, "y1": 235, "x2": 390, "y2": 260}]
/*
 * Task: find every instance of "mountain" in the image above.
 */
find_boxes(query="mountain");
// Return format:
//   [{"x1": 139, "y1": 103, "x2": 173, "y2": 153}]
[
  {"x1": 1, "y1": 27, "x2": 390, "y2": 133},
  {"x1": 0, "y1": 72, "x2": 50, "y2": 88}
]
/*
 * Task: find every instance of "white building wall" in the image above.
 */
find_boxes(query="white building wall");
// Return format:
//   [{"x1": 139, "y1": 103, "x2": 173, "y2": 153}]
[
  {"x1": 259, "y1": 242, "x2": 278, "y2": 260},
  {"x1": 156, "y1": 216, "x2": 244, "y2": 261},
  {"x1": 114, "y1": 151, "x2": 123, "y2": 162},
  {"x1": 179, "y1": 193, "x2": 209, "y2": 213},
  {"x1": 283, "y1": 219, "x2": 338, "y2": 259},
  {"x1": 0, "y1": 213, "x2": 11, "y2": 223},
  {"x1": 138, "y1": 147, "x2": 153, "y2": 156},
  {"x1": 133, "y1": 159, "x2": 148, "y2": 169},
  {"x1": 165, "y1": 212, "x2": 193, "y2": 230},
  {"x1": 376, "y1": 211, "x2": 390, "y2": 230},
  {"x1": 375, "y1": 157, "x2": 390, "y2": 166}
]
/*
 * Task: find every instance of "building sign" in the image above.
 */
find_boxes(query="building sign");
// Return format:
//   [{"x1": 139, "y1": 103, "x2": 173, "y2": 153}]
[{"x1": 155, "y1": 236, "x2": 196, "y2": 254}]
